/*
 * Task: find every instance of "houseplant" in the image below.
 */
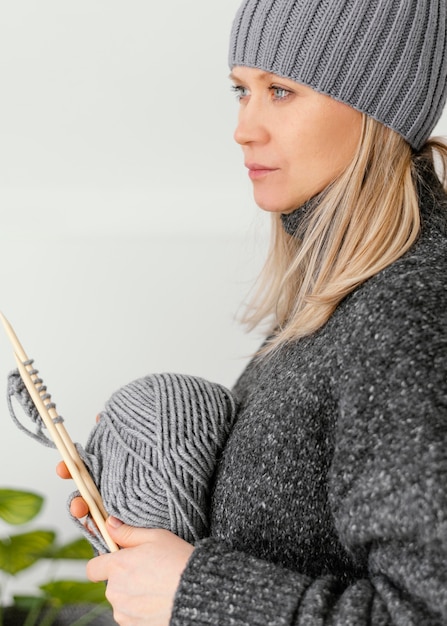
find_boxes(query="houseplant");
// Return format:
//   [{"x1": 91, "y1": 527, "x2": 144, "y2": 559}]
[{"x1": 0, "y1": 487, "x2": 114, "y2": 625}]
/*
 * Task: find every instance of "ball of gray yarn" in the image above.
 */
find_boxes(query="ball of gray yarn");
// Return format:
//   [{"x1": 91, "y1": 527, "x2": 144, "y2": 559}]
[{"x1": 79, "y1": 373, "x2": 237, "y2": 547}]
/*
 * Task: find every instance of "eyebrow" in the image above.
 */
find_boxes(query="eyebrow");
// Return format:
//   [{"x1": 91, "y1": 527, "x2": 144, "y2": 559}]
[
  {"x1": 228, "y1": 71, "x2": 242, "y2": 82},
  {"x1": 228, "y1": 70, "x2": 273, "y2": 83}
]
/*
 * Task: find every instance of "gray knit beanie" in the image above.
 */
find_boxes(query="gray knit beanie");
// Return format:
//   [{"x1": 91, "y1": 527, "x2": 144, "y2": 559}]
[{"x1": 229, "y1": 0, "x2": 447, "y2": 150}]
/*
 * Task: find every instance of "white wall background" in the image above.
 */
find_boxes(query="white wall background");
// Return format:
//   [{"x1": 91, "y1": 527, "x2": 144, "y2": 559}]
[{"x1": 0, "y1": 0, "x2": 446, "y2": 598}]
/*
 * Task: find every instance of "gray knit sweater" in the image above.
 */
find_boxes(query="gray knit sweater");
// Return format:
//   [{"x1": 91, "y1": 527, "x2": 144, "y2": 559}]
[{"x1": 171, "y1": 165, "x2": 447, "y2": 626}]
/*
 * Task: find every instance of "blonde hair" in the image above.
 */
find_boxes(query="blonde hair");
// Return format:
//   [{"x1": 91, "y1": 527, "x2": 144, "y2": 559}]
[{"x1": 242, "y1": 117, "x2": 447, "y2": 354}]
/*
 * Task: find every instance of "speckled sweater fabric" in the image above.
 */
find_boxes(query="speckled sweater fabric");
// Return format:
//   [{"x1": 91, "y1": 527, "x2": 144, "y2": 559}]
[{"x1": 171, "y1": 166, "x2": 447, "y2": 626}]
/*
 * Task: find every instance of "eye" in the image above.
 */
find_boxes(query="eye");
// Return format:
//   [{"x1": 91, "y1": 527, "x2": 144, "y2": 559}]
[
  {"x1": 231, "y1": 84, "x2": 250, "y2": 101},
  {"x1": 270, "y1": 86, "x2": 292, "y2": 101}
]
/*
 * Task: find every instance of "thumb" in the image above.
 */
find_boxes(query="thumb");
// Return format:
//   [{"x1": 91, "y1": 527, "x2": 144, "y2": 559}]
[{"x1": 105, "y1": 516, "x2": 155, "y2": 548}]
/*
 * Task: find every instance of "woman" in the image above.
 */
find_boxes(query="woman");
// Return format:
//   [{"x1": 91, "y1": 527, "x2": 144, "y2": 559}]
[{"x1": 59, "y1": 0, "x2": 447, "y2": 624}]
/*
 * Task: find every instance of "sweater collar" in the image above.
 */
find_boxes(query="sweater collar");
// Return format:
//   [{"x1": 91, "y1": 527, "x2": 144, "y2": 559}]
[{"x1": 280, "y1": 190, "x2": 326, "y2": 237}]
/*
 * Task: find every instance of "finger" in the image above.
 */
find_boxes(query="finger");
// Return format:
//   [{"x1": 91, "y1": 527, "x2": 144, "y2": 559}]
[
  {"x1": 56, "y1": 461, "x2": 72, "y2": 479},
  {"x1": 86, "y1": 554, "x2": 110, "y2": 583},
  {"x1": 96, "y1": 413, "x2": 101, "y2": 423},
  {"x1": 70, "y1": 496, "x2": 90, "y2": 519},
  {"x1": 106, "y1": 517, "x2": 167, "y2": 548}
]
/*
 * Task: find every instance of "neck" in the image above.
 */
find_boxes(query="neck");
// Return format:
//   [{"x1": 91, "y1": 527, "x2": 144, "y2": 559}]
[{"x1": 280, "y1": 190, "x2": 327, "y2": 236}]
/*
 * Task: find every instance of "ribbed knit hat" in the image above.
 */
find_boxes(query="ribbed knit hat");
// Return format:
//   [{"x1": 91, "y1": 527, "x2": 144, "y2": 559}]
[{"x1": 229, "y1": 0, "x2": 447, "y2": 150}]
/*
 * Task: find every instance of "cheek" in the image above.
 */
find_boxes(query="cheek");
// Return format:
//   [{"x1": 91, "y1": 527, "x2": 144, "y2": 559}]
[
  {"x1": 284, "y1": 108, "x2": 361, "y2": 198},
  {"x1": 322, "y1": 107, "x2": 362, "y2": 167}
]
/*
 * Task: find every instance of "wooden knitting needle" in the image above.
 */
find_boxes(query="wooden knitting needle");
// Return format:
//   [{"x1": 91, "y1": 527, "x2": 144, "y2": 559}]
[{"x1": 0, "y1": 312, "x2": 118, "y2": 553}]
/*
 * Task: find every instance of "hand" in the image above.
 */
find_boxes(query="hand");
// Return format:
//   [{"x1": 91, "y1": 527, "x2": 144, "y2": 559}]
[
  {"x1": 56, "y1": 460, "x2": 89, "y2": 518},
  {"x1": 56, "y1": 413, "x2": 101, "y2": 519},
  {"x1": 56, "y1": 440, "x2": 195, "y2": 625},
  {"x1": 87, "y1": 517, "x2": 194, "y2": 626}
]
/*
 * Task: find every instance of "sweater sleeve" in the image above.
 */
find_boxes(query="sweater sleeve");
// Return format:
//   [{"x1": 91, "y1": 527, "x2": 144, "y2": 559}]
[{"x1": 171, "y1": 260, "x2": 447, "y2": 626}]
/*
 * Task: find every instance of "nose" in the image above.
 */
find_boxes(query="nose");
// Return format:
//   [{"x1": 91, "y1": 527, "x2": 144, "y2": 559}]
[{"x1": 233, "y1": 100, "x2": 269, "y2": 146}]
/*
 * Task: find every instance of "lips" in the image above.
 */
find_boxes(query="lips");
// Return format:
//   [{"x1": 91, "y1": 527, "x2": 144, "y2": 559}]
[{"x1": 245, "y1": 163, "x2": 279, "y2": 180}]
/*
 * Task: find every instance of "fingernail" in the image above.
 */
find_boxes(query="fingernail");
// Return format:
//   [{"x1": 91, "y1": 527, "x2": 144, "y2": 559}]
[{"x1": 107, "y1": 516, "x2": 123, "y2": 528}]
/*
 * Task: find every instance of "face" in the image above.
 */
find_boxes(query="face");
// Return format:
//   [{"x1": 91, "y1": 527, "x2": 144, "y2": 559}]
[{"x1": 230, "y1": 67, "x2": 363, "y2": 213}]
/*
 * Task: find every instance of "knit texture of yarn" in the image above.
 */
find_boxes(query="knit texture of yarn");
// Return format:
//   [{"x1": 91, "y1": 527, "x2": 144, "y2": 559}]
[
  {"x1": 229, "y1": 0, "x2": 447, "y2": 149},
  {"x1": 6, "y1": 369, "x2": 63, "y2": 448},
  {"x1": 6, "y1": 370, "x2": 237, "y2": 552},
  {"x1": 80, "y1": 373, "x2": 237, "y2": 549}
]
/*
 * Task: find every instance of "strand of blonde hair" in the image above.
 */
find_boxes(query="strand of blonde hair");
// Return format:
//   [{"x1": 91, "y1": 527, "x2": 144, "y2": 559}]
[{"x1": 242, "y1": 118, "x2": 447, "y2": 354}]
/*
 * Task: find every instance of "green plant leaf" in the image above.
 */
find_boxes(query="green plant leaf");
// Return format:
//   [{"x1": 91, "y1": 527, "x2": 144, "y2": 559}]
[
  {"x1": 40, "y1": 580, "x2": 107, "y2": 605},
  {"x1": 0, "y1": 489, "x2": 44, "y2": 525},
  {"x1": 11, "y1": 594, "x2": 47, "y2": 611},
  {"x1": 0, "y1": 530, "x2": 56, "y2": 574},
  {"x1": 50, "y1": 537, "x2": 95, "y2": 560},
  {"x1": 9, "y1": 595, "x2": 49, "y2": 626}
]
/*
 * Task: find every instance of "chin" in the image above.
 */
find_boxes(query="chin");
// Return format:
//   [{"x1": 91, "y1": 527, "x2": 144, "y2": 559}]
[
  {"x1": 253, "y1": 185, "x2": 309, "y2": 213},
  {"x1": 255, "y1": 198, "x2": 301, "y2": 214},
  {"x1": 254, "y1": 189, "x2": 314, "y2": 214},
  {"x1": 254, "y1": 193, "x2": 289, "y2": 214}
]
